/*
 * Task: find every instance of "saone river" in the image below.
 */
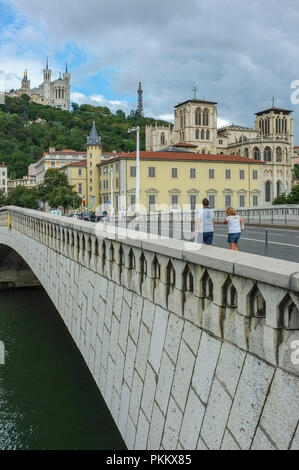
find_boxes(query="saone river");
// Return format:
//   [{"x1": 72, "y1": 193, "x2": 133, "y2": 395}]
[{"x1": 0, "y1": 288, "x2": 126, "y2": 450}]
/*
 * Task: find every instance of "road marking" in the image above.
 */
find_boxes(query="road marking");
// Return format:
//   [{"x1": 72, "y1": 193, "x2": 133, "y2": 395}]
[{"x1": 214, "y1": 234, "x2": 299, "y2": 248}]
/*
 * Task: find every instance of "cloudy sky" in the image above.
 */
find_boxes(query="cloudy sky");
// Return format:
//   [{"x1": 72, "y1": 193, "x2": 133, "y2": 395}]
[{"x1": 1, "y1": 0, "x2": 299, "y2": 137}]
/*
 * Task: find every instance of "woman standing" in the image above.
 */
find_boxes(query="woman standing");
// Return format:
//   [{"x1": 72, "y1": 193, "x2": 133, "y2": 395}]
[{"x1": 224, "y1": 207, "x2": 244, "y2": 251}]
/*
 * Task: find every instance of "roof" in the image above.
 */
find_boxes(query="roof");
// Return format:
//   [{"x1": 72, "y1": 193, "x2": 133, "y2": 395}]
[
  {"x1": 87, "y1": 121, "x2": 102, "y2": 146},
  {"x1": 255, "y1": 107, "x2": 293, "y2": 116},
  {"x1": 61, "y1": 160, "x2": 87, "y2": 169},
  {"x1": 174, "y1": 99, "x2": 217, "y2": 108},
  {"x1": 218, "y1": 125, "x2": 257, "y2": 132},
  {"x1": 173, "y1": 142, "x2": 198, "y2": 148},
  {"x1": 44, "y1": 149, "x2": 87, "y2": 156},
  {"x1": 98, "y1": 151, "x2": 264, "y2": 165}
]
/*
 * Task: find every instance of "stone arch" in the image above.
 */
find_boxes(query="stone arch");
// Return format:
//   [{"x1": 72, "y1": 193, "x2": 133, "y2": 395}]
[
  {"x1": 222, "y1": 277, "x2": 238, "y2": 308},
  {"x1": 166, "y1": 260, "x2": 176, "y2": 287},
  {"x1": 195, "y1": 108, "x2": 201, "y2": 126},
  {"x1": 248, "y1": 284, "x2": 266, "y2": 317},
  {"x1": 152, "y1": 255, "x2": 161, "y2": 280},
  {"x1": 265, "y1": 181, "x2": 272, "y2": 202},
  {"x1": 201, "y1": 270, "x2": 213, "y2": 301},
  {"x1": 182, "y1": 264, "x2": 194, "y2": 293},
  {"x1": 203, "y1": 108, "x2": 209, "y2": 126},
  {"x1": 264, "y1": 147, "x2": 272, "y2": 162},
  {"x1": 279, "y1": 294, "x2": 299, "y2": 329},
  {"x1": 129, "y1": 248, "x2": 136, "y2": 270},
  {"x1": 253, "y1": 147, "x2": 261, "y2": 160}
]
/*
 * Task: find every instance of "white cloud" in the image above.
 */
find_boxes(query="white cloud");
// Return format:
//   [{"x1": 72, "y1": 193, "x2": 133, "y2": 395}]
[{"x1": 71, "y1": 91, "x2": 131, "y2": 113}]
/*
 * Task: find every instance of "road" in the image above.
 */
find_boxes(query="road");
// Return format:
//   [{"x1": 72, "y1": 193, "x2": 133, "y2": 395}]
[{"x1": 122, "y1": 220, "x2": 299, "y2": 263}]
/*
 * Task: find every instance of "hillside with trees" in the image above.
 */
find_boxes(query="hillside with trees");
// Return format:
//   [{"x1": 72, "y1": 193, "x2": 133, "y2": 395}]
[{"x1": 0, "y1": 94, "x2": 171, "y2": 179}]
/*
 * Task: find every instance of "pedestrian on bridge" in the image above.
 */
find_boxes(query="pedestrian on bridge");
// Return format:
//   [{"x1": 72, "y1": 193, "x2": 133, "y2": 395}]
[
  {"x1": 224, "y1": 207, "x2": 244, "y2": 251},
  {"x1": 194, "y1": 198, "x2": 215, "y2": 245}
]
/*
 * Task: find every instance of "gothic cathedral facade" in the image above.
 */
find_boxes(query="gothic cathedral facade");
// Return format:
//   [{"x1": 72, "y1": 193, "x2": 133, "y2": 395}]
[
  {"x1": 8, "y1": 59, "x2": 71, "y2": 111},
  {"x1": 146, "y1": 98, "x2": 294, "y2": 203}
]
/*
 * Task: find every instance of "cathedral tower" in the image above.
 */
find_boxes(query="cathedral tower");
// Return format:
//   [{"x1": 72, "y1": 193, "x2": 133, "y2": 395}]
[{"x1": 21, "y1": 70, "x2": 30, "y2": 95}]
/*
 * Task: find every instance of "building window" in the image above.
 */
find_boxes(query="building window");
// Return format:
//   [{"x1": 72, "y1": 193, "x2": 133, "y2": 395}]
[
  {"x1": 148, "y1": 167, "x2": 156, "y2": 178},
  {"x1": 51, "y1": 162, "x2": 55, "y2": 167},
  {"x1": 78, "y1": 184, "x2": 82, "y2": 195},
  {"x1": 219, "y1": 140, "x2": 223, "y2": 145},
  {"x1": 171, "y1": 194, "x2": 179, "y2": 207},
  {"x1": 264, "y1": 147, "x2": 272, "y2": 162},
  {"x1": 90, "y1": 162, "x2": 92, "y2": 167},
  {"x1": 130, "y1": 195, "x2": 136, "y2": 208},
  {"x1": 208, "y1": 195, "x2": 216, "y2": 209},
  {"x1": 253, "y1": 148, "x2": 260, "y2": 161},
  {"x1": 189, "y1": 194, "x2": 197, "y2": 210},
  {"x1": 253, "y1": 195, "x2": 258, "y2": 207},
  {"x1": 206, "y1": 130, "x2": 210, "y2": 140},
  {"x1": 115, "y1": 163, "x2": 119, "y2": 173},
  {"x1": 277, "y1": 180, "x2": 282, "y2": 197},
  {"x1": 225, "y1": 194, "x2": 232, "y2": 207},
  {"x1": 195, "y1": 108, "x2": 201, "y2": 126},
  {"x1": 148, "y1": 194, "x2": 156, "y2": 211},
  {"x1": 90, "y1": 179, "x2": 92, "y2": 184},
  {"x1": 195, "y1": 129, "x2": 200, "y2": 140},
  {"x1": 130, "y1": 166, "x2": 136, "y2": 177},
  {"x1": 203, "y1": 108, "x2": 209, "y2": 126},
  {"x1": 253, "y1": 170, "x2": 258, "y2": 180},
  {"x1": 90, "y1": 187, "x2": 92, "y2": 192},
  {"x1": 90, "y1": 153, "x2": 92, "y2": 159},
  {"x1": 172, "y1": 168, "x2": 178, "y2": 178},
  {"x1": 90, "y1": 170, "x2": 92, "y2": 176},
  {"x1": 239, "y1": 195, "x2": 245, "y2": 208},
  {"x1": 225, "y1": 169, "x2": 231, "y2": 179},
  {"x1": 265, "y1": 181, "x2": 272, "y2": 202},
  {"x1": 240, "y1": 170, "x2": 245, "y2": 180},
  {"x1": 190, "y1": 168, "x2": 196, "y2": 179},
  {"x1": 161, "y1": 133, "x2": 165, "y2": 145},
  {"x1": 201, "y1": 129, "x2": 205, "y2": 140},
  {"x1": 78, "y1": 169, "x2": 82, "y2": 176},
  {"x1": 209, "y1": 169, "x2": 215, "y2": 179}
]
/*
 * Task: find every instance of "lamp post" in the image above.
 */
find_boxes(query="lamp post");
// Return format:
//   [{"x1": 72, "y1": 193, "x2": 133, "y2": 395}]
[
  {"x1": 110, "y1": 166, "x2": 114, "y2": 214},
  {"x1": 128, "y1": 126, "x2": 140, "y2": 214}
]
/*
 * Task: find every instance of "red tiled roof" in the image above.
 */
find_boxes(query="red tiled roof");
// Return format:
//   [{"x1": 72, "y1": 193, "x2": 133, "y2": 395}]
[
  {"x1": 118, "y1": 151, "x2": 264, "y2": 164},
  {"x1": 44, "y1": 149, "x2": 87, "y2": 156},
  {"x1": 174, "y1": 142, "x2": 198, "y2": 148},
  {"x1": 60, "y1": 160, "x2": 87, "y2": 169}
]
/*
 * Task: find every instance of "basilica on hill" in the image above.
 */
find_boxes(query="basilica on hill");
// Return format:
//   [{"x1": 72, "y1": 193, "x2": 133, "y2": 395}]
[
  {"x1": 146, "y1": 94, "x2": 295, "y2": 202},
  {"x1": 6, "y1": 59, "x2": 71, "y2": 111}
]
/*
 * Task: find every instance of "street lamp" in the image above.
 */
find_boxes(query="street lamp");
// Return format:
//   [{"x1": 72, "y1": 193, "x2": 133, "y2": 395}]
[
  {"x1": 128, "y1": 126, "x2": 140, "y2": 214},
  {"x1": 110, "y1": 166, "x2": 114, "y2": 214}
]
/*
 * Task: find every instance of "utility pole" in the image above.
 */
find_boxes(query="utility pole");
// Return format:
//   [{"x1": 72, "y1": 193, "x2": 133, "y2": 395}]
[{"x1": 128, "y1": 126, "x2": 140, "y2": 214}]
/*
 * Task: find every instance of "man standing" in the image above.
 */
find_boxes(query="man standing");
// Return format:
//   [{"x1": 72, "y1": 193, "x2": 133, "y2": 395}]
[{"x1": 194, "y1": 198, "x2": 215, "y2": 245}]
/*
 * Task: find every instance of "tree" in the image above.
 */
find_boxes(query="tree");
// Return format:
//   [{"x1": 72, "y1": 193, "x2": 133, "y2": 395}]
[
  {"x1": 5, "y1": 186, "x2": 39, "y2": 209},
  {"x1": 273, "y1": 185, "x2": 299, "y2": 205},
  {"x1": 38, "y1": 169, "x2": 82, "y2": 213},
  {"x1": 0, "y1": 189, "x2": 6, "y2": 207}
]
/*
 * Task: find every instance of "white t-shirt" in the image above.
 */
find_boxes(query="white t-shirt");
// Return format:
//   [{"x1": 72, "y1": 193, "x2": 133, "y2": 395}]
[
  {"x1": 226, "y1": 215, "x2": 241, "y2": 234},
  {"x1": 197, "y1": 208, "x2": 215, "y2": 233}
]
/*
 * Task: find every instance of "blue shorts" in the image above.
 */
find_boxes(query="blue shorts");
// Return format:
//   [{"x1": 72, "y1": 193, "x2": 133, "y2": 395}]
[
  {"x1": 228, "y1": 233, "x2": 241, "y2": 244},
  {"x1": 198, "y1": 232, "x2": 214, "y2": 245}
]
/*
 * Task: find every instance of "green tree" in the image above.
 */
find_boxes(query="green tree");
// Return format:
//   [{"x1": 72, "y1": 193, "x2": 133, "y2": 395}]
[
  {"x1": 6, "y1": 186, "x2": 39, "y2": 209},
  {"x1": 0, "y1": 189, "x2": 6, "y2": 207},
  {"x1": 273, "y1": 185, "x2": 299, "y2": 205},
  {"x1": 38, "y1": 169, "x2": 81, "y2": 213}
]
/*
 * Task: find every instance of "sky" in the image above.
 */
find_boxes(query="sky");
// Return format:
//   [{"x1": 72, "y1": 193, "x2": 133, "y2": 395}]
[{"x1": 1, "y1": 0, "x2": 299, "y2": 138}]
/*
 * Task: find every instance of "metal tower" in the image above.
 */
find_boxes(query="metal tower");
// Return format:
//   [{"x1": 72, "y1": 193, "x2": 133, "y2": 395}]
[{"x1": 137, "y1": 82, "x2": 144, "y2": 117}]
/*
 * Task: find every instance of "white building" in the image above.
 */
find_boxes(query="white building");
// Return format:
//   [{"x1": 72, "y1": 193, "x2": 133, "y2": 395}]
[
  {"x1": 34, "y1": 148, "x2": 87, "y2": 185},
  {"x1": 0, "y1": 164, "x2": 8, "y2": 195}
]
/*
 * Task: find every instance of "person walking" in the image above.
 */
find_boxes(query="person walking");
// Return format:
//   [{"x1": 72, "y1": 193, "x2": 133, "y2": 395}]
[
  {"x1": 224, "y1": 207, "x2": 243, "y2": 251},
  {"x1": 194, "y1": 198, "x2": 215, "y2": 245}
]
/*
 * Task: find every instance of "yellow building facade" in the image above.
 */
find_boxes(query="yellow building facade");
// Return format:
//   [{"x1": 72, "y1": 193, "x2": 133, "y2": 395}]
[
  {"x1": 98, "y1": 151, "x2": 264, "y2": 212},
  {"x1": 60, "y1": 161, "x2": 87, "y2": 207}
]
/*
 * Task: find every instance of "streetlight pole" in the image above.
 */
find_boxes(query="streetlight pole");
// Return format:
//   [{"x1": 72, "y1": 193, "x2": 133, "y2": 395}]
[
  {"x1": 110, "y1": 166, "x2": 114, "y2": 214},
  {"x1": 128, "y1": 126, "x2": 140, "y2": 214}
]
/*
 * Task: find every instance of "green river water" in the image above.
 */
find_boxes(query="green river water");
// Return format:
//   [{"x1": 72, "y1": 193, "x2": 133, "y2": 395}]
[{"x1": 0, "y1": 288, "x2": 126, "y2": 450}]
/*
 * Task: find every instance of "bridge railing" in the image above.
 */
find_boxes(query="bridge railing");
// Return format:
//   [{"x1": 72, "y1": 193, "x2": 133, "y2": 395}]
[{"x1": 0, "y1": 206, "x2": 298, "y2": 376}]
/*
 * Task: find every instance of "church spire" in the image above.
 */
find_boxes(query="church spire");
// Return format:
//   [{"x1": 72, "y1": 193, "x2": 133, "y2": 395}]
[
  {"x1": 66, "y1": 60, "x2": 68, "y2": 74},
  {"x1": 46, "y1": 57, "x2": 49, "y2": 70},
  {"x1": 87, "y1": 121, "x2": 101, "y2": 146}
]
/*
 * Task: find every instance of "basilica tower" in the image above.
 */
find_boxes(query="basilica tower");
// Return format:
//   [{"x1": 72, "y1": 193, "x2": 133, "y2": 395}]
[{"x1": 43, "y1": 58, "x2": 52, "y2": 100}]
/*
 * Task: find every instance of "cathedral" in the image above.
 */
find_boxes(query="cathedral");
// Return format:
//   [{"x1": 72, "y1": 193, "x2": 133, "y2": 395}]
[
  {"x1": 146, "y1": 96, "x2": 295, "y2": 203},
  {"x1": 7, "y1": 59, "x2": 71, "y2": 111}
]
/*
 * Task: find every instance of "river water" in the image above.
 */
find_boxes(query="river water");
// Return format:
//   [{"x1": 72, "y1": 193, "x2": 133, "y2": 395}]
[{"x1": 0, "y1": 288, "x2": 126, "y2": 450}]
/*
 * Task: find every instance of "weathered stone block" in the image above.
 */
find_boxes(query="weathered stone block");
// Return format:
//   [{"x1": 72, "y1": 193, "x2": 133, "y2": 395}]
[
  {"x1": 149, "y1": 306, "x2": 169, "y2": 374},
  {"x1": 179, "y1": 388, "x2": 206, "y2": 450}
]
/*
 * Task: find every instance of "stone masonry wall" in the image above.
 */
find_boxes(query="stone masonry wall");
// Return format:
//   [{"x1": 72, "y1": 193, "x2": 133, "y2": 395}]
[{"x1": 0, "y1": 207, "x2": 298, "y2": 450}]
